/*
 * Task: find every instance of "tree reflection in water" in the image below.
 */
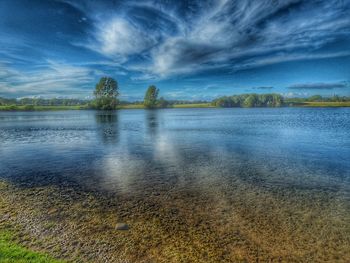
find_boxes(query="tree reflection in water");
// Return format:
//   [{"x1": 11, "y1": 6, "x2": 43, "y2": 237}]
[{"x1": 95, "y1": 111, "x2": 119, "y2": 144}]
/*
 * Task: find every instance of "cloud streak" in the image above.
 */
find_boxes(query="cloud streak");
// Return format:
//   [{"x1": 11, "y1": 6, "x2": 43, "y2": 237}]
[
  {"x1": 81, "y1": 0, "x2": 350, "y2": 78},
  {"x1": 0, "y1": 0, "x2": 349, "y2": 98},
  {"x1": 288, "y1": 82, "x2": 349, "y2": 90},
  {"x1": 0, "y1": 61, "x2": 99, "y2": 98},
  {"x1": 252, "y1": 86, "x2": 274, "y2": 90}
]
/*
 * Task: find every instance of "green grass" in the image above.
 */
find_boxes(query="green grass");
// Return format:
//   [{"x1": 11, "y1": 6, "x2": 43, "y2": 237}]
[
  {"x1": 0, "y1": 231, "x2": 63, "y2": 263},
  {"x1": 301, "y1": 101, "x2": 350, "y2": 107},
  {"x1": 172, "y1": 103, "x2": 214, "y2": 108},
  {"x1": 0, "y1": 103, "x2": 213, "y2": 111},
  {"x1": 1, "y1": 101, "x2": 349, "y2": 111},
  {"x1": 118, "y1": 104, "x2": 145, "y2": 109},
  {"x1": 118, "y1": 103, "x2": 214, "y2": 109},
  {"x1": 0, "y1": 105, "x2": 89, "y2": 111},
  {"x1": 119, "y1": 101, "x2": 350, "y2": 108}
]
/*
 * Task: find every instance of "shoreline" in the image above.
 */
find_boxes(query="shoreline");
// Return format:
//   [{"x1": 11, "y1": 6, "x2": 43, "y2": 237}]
[{"x1": 0, "y1": 101, "x2": 350, "y2": 111}]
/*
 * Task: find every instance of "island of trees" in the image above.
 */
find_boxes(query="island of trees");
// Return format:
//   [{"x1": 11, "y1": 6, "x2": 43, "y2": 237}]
[{"x1": 1, "y1": 76, "x2": 349, "y2": 110}]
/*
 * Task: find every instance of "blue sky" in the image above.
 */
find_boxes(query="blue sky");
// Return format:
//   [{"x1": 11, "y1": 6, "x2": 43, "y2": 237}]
[{"x1": 0, "y1": 0, "x2": 349, "y2": 100}]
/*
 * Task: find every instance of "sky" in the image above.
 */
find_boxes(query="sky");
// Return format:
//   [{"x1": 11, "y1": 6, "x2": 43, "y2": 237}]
[{"x1": 0, "y1": 0, "x2": 349, "y2": 100}]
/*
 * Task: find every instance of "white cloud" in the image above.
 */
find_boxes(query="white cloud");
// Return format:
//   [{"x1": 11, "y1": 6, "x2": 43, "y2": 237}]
[
  {"x1": 0, "y1": 60, "x2": 99, "y2": 98},
  {"x1": 84, "y1": 0, "x2": 350, "y2": 78},
  {"x1": 282, "y1": 92, "x2": 310, "y2": 98},
  {"x1": 92, "y1": 17, "x2": 157, "y2": 57},
  {"x1": 3, "y1": 0, "x2": 348, "y2": 95}
]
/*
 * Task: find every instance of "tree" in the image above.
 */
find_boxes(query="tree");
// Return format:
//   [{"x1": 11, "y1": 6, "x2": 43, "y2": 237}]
[
  {"x1": 93, "y1": 77, "x2": 119, "y2": 110},
  {"x1": 157, "y1": 97, "x2": 169, "y2": 108},
  {"x1": 243, "y1": 94, "x2": 258, "y2": 107},
  {"x1": 144, "y1": 85, "x2": 159, "y2": 109},
  {"x1": 308, "y1": 95, "x2": 323, "y2": 102}
]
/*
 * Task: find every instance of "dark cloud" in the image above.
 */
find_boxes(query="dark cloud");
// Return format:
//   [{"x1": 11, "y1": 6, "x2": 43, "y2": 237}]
[{"x1": 288, "y1": 82, "x2": 349, "y2": 90}]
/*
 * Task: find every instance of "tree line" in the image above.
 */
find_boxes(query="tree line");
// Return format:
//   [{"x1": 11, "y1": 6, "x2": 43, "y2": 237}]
[
  {"x1": 0, "y1": 97, "x2": 87, "y2": 106},
  {"x1": 1, "y1": 76, "x2": 349, "y2": 109},
  {"x1": 91, "y1": 77, "x2": 350, "y2": 109},
  {"x1": 285, "y1": 95, "x2": 350, "y2": 104},
  {"x1": 212, "y1": 94, "x2": 284, "y2": 108},
  {"x1": 91, "y1": 77, "x2": 285, "y2": 109}
]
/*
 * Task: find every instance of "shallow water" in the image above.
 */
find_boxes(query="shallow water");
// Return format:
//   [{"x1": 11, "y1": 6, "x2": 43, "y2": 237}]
[
  {"x1": 1, "y1": 108, "x2": 349, "y2": 191},
  {"x1": 0, "y1": 108, "x2": 349, "y2": 261}
]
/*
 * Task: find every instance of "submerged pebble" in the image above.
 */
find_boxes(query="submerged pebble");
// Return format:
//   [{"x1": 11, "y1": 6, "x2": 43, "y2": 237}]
[{"x1": 115, "y1": 223, "x2": 129, "y2": 230}]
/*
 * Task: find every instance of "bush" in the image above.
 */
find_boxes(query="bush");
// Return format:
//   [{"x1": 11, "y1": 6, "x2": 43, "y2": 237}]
[
  {"x1": 23, "y1": 105, "x2": 35, "y2": 111},
  {"x1": 92, "y1": 97, "x2": 118, "y2": 110}
]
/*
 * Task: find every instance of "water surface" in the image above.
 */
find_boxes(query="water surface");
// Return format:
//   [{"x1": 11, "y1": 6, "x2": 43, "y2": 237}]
[
  {"x1": 1, "y1": 108, "x2": 349, "y2": 190},
  {"x1": 0, "y1": 108, "x2": 349, "y2": 261}
]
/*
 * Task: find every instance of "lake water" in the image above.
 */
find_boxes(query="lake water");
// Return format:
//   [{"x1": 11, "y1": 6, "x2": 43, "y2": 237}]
[
  {"x1": 0, "y1": 108, "x2": 349, "y2": 261},
  {"x1": 1, "y1": 108, "x2": 349, "y2": 191}
]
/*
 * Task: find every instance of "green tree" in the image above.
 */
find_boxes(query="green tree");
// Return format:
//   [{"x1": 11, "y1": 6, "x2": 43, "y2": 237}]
[
  {"x1": 272, "y1": 94, "x2": 284, "y2": 107},
  {"x1": 144, "y1": 85, "x2": 159, "y2": 109},
  {"x1": 243, "y1": 94, "x2": 258, "y2": 107},
  {"x1": 213, "y1": 93, "x2": 284, "y2": 108},
  {"x1": 308, "y1": 95, "x2": 323, "y2": 102},
  {"x1": 93, "y1": 77, "x2": 119, "y2": 110},
  {"x1": 157, "y1": 97, "x2": 169, "y2": 108}
]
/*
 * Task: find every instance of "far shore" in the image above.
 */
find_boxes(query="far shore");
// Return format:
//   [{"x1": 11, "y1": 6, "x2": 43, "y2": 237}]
[{"x1": 0, "y1": 101, "x2": 350, "y2": 111}]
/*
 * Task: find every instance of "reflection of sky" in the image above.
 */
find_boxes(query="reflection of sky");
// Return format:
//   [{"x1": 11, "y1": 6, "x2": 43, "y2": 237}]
[{"x1": 0, "y1": 109, "x2": 349, "y2": 195}]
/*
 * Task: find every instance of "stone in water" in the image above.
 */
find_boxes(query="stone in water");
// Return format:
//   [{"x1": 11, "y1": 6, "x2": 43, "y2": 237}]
[{"x1": 115, "y1": 223, "x2": 129, "y2": 230}]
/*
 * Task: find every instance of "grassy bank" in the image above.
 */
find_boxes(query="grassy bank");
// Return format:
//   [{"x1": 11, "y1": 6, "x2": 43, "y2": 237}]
[
  {"x1": 0, "y1": 230, "x2": 63, "y2": 263},
  {"x1": 1, "y1": 101, "x2": 349, "y2": 111}
]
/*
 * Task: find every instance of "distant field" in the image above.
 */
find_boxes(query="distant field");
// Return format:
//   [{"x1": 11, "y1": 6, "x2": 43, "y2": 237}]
[
  {"x1": 1, "y1": 102, "x2": 349, "y2": 111},
  {"x1": 172, "y1": 103, "x2": 214, "y2": 108},
  {"x1": 0, "y1": 105, "x2": 88, "y2": 111},
  {"x1": 119, "y1": 102, "x2": 349, "y2": 109},
  {"x1": 119, "y1": 103, "x2": 213, "y2": 109},
  {"x1": 0, "y1": 104, "x2": 214, "y2": 111},
  {"x1": 118, "y1": 104, "x2": 144, "y2": 109},
  {"x1": 298, "y1": 101, "x2": 350, "y2": 107}
]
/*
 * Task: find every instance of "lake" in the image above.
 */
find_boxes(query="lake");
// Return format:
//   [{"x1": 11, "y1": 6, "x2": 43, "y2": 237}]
[{"x1": 0, "y1": 108, "x2": 349, "y2": 262}]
